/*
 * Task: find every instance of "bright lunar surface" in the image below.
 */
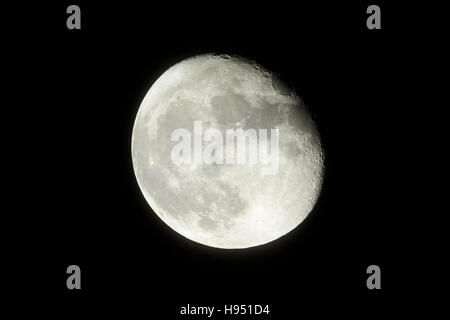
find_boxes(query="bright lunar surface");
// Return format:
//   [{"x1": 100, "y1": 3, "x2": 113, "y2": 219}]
[{"x1": 131, "y1": 54, "x2": 324, "y2": 249}]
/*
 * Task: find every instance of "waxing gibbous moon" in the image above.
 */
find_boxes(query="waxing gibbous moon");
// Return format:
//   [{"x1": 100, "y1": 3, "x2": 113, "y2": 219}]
[{"x1": 131, "y1": 54, "x2": 324, "y2": 249}]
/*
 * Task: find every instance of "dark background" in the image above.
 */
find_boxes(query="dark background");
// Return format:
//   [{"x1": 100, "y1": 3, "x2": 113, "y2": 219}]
[{"x1": 8, "y1": 0, "x2": 426, "y2": 317}]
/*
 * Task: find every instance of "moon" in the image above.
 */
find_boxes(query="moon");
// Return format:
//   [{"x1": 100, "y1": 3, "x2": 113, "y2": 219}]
[{"x1": 131, "y1": 54, "x2": 324, "y2": 249}]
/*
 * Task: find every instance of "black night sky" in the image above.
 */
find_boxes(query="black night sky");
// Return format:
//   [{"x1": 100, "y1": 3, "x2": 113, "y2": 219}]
[{"x1": 6, "y1": 1, "x2": 429, "y2": 318}]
